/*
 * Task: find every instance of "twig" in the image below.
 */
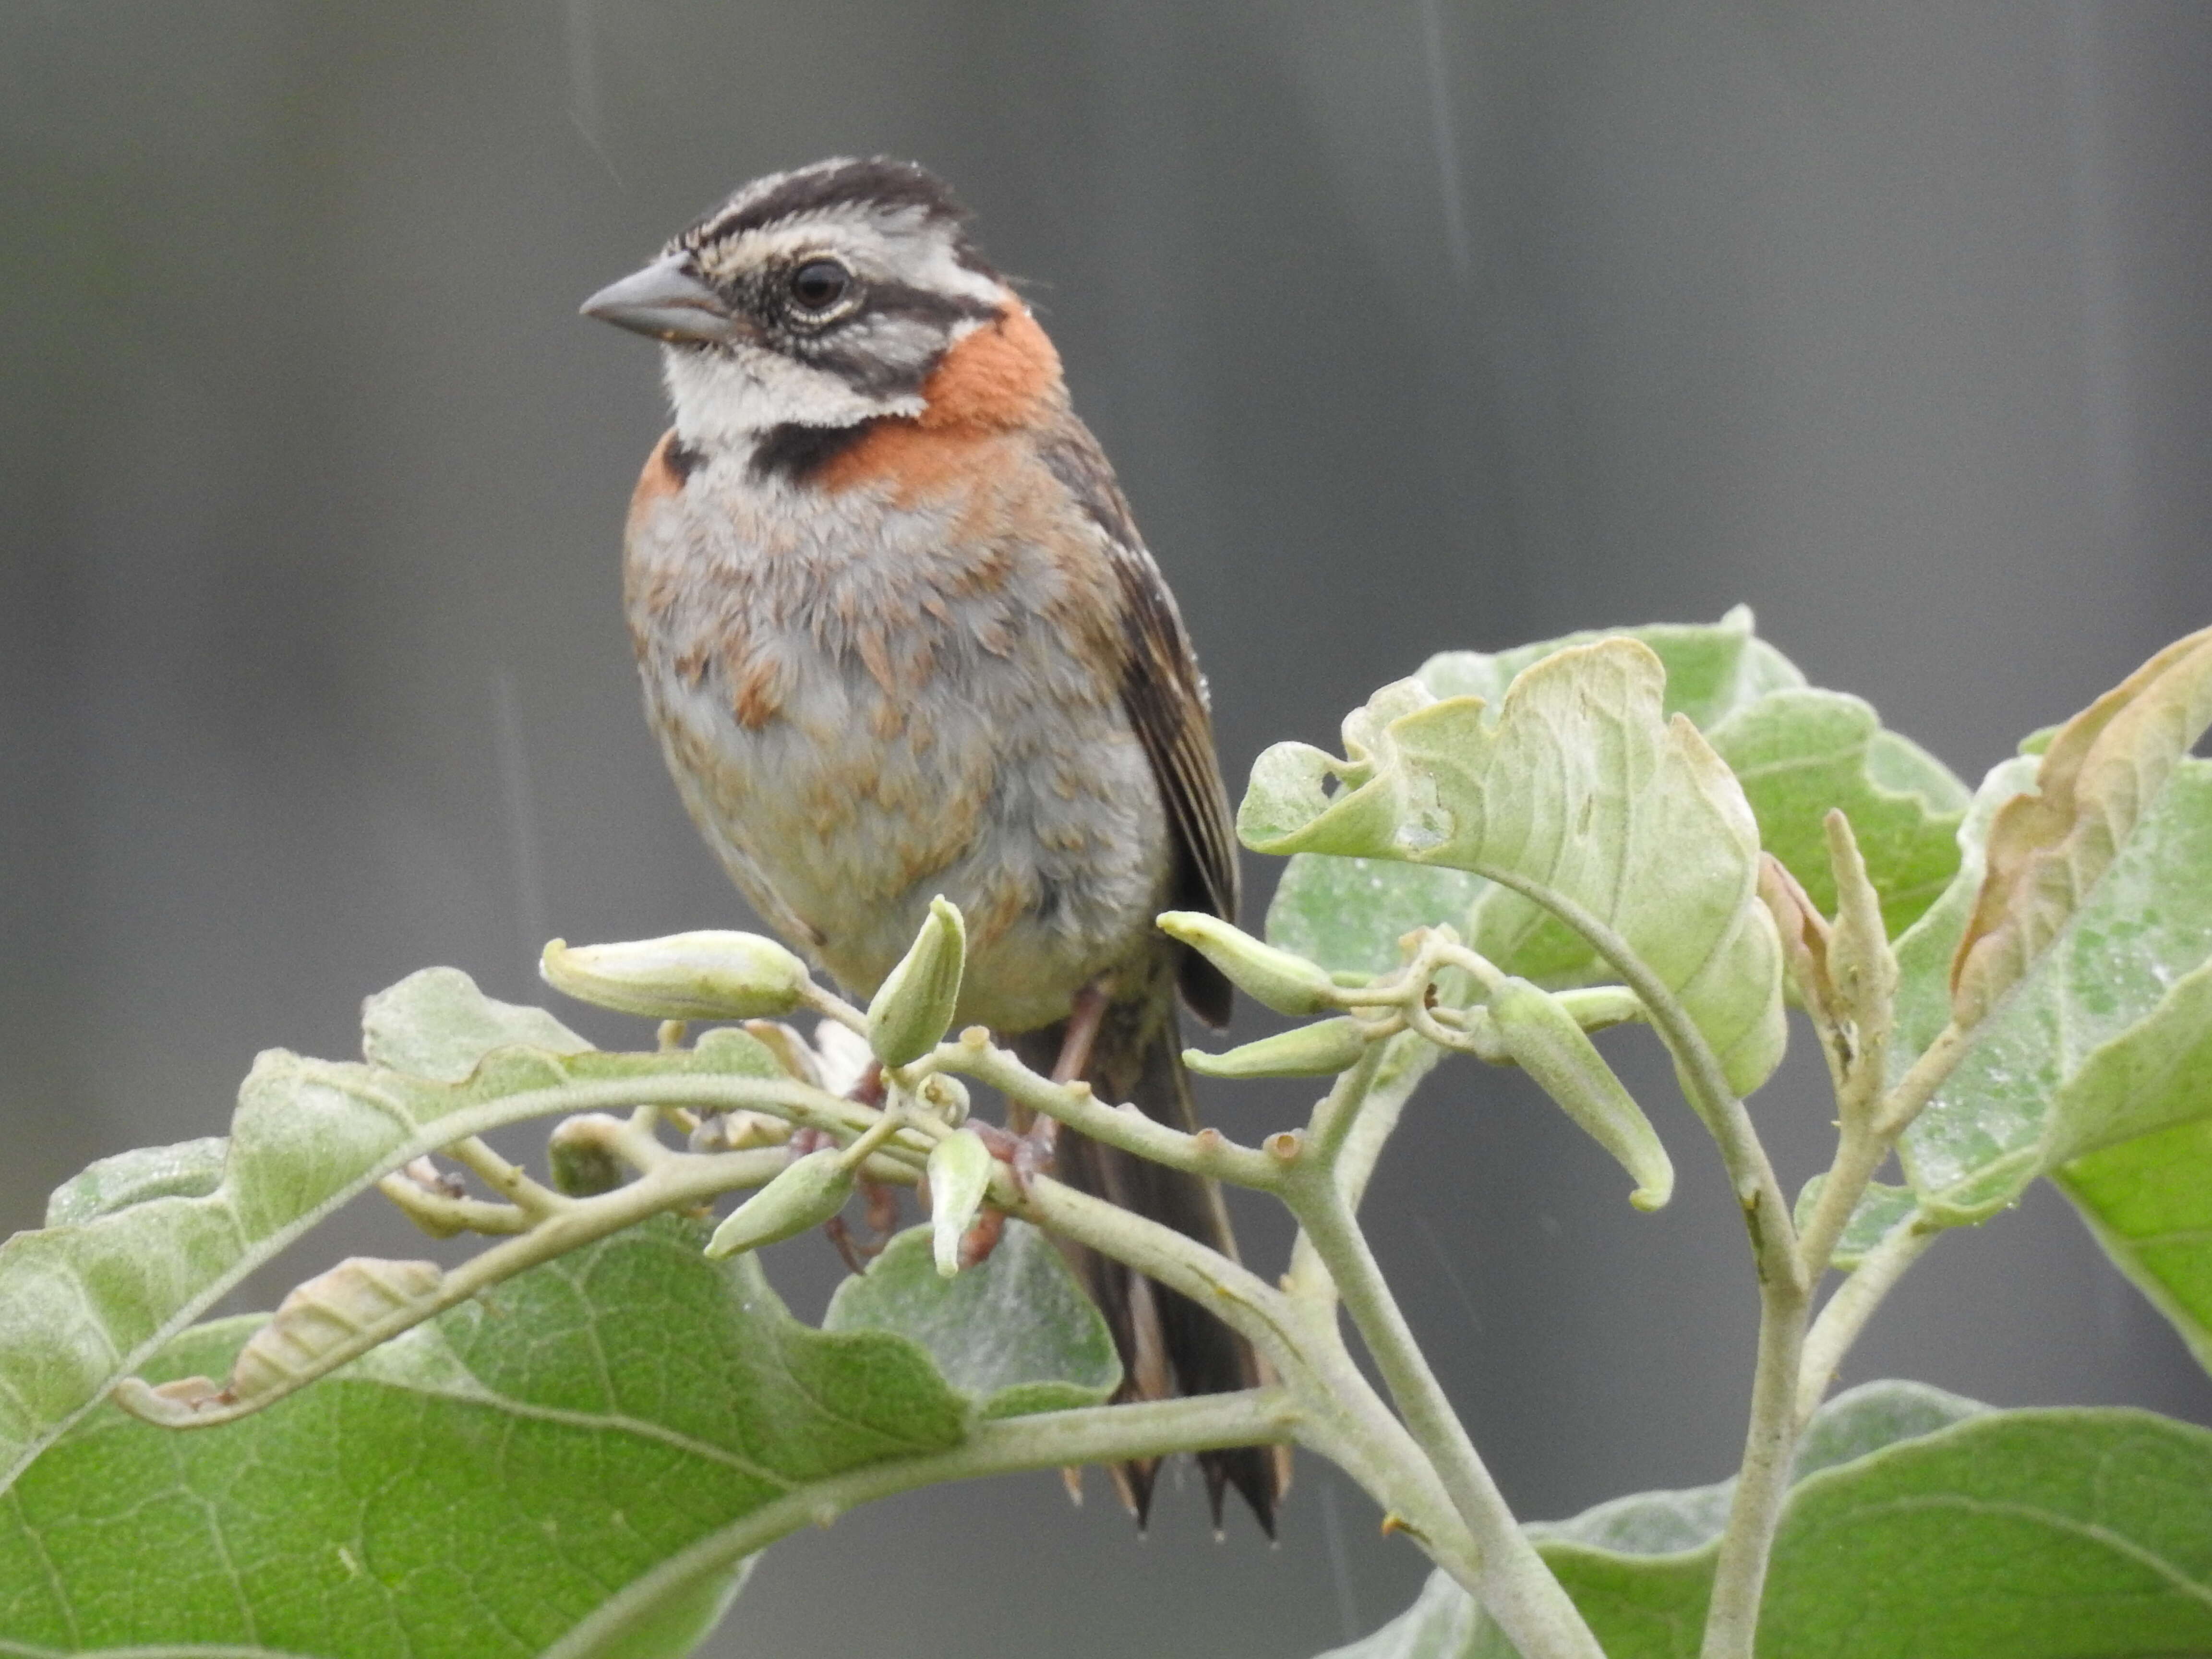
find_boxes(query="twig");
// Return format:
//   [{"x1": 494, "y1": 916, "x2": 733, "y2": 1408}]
[
  {"x1": 1288, "y1": 1176, "x2": 1604, "y2": 1659},
  {"x1": 1797, "y1": 1218, "x2": 1939, "y2": 1424},
  {"x1": 536, "y1": 1389, "x2": 1303, "y2": 1659},
  {"x1": 941, "y1": 1035, "x2": 1282, "y2": 1189}
]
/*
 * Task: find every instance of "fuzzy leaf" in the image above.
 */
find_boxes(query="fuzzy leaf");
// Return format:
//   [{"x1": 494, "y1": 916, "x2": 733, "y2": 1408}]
[
  {"x1": 1241, "y1": 638, "x2": 1786, "y2": 1094},
  {"x1": 1316, "y1": 1382, "x2": 2212, "y2": 1659},
  {"x1": 0, "y1": 968, "x2": 784, "y2": 1495},
  {"x1": 0, "y1": 1217, "x2": 980, "y2": 1658},
  {"x1": 116, "y1": 1256, "x2": 446, "y2": 1427},
  {"x1": 2056, "y1": 1117, "x2": 2212, "y2": 1376},
  {"x1": 1415, "y1": 606, "x2": 1804, "y2": 731},
  {"x1": 1951, "y1": 625, "x2": 2212, "y2": 1028},
  {"x1": 1265, "y1": 855, "x2": 1488, "y2": 978},
  {"x1": 823, "y1": 1221, "x2": 1120, "y2": 1418},
  {"x1": 1264, "y1": 611, "x2": 1963, "y2": 1003},
  {"x1": 42, "y1": 1137, "x2": 228, "y2": 1227},
  {"x1": 1792, "y1": 1178, "x2": 1917, "y2": 1270},
  {"x1": 1895, "y1": 760, "x2": 2212, "y2": 1223},
  {"x1": 1705, "y1": 690, "x2": 1967, "y2": 937},
  {"x1": 363, "y1": 964, "x2": 591, "y2": 1080}
]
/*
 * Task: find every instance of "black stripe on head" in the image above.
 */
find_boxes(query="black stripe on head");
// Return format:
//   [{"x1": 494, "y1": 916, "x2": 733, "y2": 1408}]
[
  {"x1": 687, "y1": 157, "x2": 974, "y2": 249},
  {"x1": 747, "y1": 420, "x2": 878, "y2": 484},
  {"x1": 866, "y1": 278, "x2": 1001, "y2": 328}
]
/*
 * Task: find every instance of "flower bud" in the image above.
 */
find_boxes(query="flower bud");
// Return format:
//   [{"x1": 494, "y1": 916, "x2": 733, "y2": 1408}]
[
  {"x1": 915, "y1": 1073, "x2": 971, "y2": 1126},
  {"x1": 1183, "y1": 1017, "x2": 1369, "y2": 1079},
  {"x1": 1489, "y1": 978, "x2": 1673, "y2": 1211},
  {"x1": 1156, "y1": 911, "x2": 1339, "y2": 1016},
  {"x1": 547, "y1": 1117, "x2": 625, "y2": 1196},
  {"x1": 866, "y1": 896, "x2": 966, "y2": 1068},
  {"x1": 540, "y1": 932, "x2": 811, "y2": 1022},
  {"x1": 704, "y1": 1148, "x2": 853, "y2": 1260},
  {"x1": 926, "y1": 1129, "x2": 996, "y2": 1277}
]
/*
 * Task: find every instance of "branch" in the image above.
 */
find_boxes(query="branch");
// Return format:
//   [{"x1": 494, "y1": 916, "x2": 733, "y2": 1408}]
[
  {"x1": 1797, "y1": 1218, "x2": 1940, "y2": 1424},
  {"x1": 1286, "y1": 1177, "x2": 1602, "y2": 1659},
  {"x1": 1466, "y1": 870, "x2": 1807, "y2": 1659},
  {"x1": 119, "y1": 1146, "x2": 794, "y2": 1427},
  {"x1": 539, "y1": 1389, "x2": 1304, "y2": 1659},
  {"x1": 942, "y1": 1034, "x2": 1283, "y2": 1190}
]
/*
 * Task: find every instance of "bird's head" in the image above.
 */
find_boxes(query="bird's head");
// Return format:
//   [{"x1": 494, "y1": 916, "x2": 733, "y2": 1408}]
[{"x1": 583, "y1": 157, "x2": 1023, "y2": 450}]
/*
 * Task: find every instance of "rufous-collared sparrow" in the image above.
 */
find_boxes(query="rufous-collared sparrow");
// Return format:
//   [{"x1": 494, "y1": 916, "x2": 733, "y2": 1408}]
[{"x1": 583, "y1": 156, "x2": 1284, "y2": 1532}]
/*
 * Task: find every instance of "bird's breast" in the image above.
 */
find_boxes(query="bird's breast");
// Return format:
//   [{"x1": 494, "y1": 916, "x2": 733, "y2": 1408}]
[{"x1": 623, "y1": 434, "x2": 1170, "y2": 1030}]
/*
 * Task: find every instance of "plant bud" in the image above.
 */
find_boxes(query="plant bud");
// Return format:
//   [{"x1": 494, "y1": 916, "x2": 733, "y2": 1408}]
[
  {"x1": 866, "y1": 896, "x2": 966, "y2": 1068},
  {"x1": 540, "y1": 932, "x2": 810, "y2": 1022},
  {"x1": 1183, "y1": 1017, "x2": 1369, "y2": 1079},
  {"x1": 1156, "y1": 911, "x2": 1339, "y2": 1016},
  {"x1": 704, "y1": 1148, "x2": 853, "y2": 1260},
  {"x1": 915, "y1": 1073, "x2": 971, "y2": 1126},
  {"x1": 926, "y1": 1129, "x2": 996, "y2": 1277},
  {"x1": 1489, "y1": 977, "x2": 1674, "y2": 1211}
]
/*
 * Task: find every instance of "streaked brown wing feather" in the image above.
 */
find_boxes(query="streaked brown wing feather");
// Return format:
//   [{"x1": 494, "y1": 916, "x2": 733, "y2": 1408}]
[{"x1": 1036, "y1": 417, "x2": 1240, "y2": 1026}]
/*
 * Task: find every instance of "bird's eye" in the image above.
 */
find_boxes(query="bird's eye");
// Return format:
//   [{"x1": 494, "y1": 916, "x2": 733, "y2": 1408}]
[{"x1": 788, "y1": 259, "x2": 853, "y2": 313}]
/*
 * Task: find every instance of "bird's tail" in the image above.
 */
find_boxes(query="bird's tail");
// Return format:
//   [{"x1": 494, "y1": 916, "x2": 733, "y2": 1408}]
[{"x1": 1014, "y1": 997, "x2": 1291, "y2": 1535}]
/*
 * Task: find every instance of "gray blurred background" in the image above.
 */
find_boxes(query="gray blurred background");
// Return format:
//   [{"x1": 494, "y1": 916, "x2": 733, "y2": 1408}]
[{"x1": 4, "y1": 2, "x2": 2210, "y2": 1654}]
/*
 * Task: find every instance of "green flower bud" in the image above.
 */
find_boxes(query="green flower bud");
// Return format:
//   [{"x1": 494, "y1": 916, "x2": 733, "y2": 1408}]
[
  {"x1": 704, "y1": 1148, "x2": 854, "y2": 1260},
  {"x1": 866, "y1": 896, "x2": 966, "y2": 1068},
  {"x1": 547, "y1": 1117, "x2": 625, "y2": 1196},
  {"x1": 1156, "y1": 911, "x2": 1338, "y2": 1016},
  {"x1": 540, "y1": 932, "x2": 811, "y2": 1022},
  {"x1": 1183, "y1": 1017, "x2": 1369, "y2": 1079},
  {"x1": 1489, "y1": 977, "x2": 1673, "y2": 1211},
  {"x1": 926, "y1": 1129, "x2": 997, "y2": 1277}
]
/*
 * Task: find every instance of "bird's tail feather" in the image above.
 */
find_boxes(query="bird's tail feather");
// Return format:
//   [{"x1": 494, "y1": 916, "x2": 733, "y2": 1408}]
[{"x1": 1015, "y1": 999, "x2": 1291, "y2": 1535}]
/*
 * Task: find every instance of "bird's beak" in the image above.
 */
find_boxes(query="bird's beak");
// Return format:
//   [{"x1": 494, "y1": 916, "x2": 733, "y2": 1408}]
[{"x1": 581, "y1": 252, "x2": 745, "y2": 345}]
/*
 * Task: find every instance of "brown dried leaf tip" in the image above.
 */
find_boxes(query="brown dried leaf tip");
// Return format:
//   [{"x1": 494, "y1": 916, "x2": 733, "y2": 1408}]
[{"x1": 1951, "y1": 625, "x2": 2212, "y2": 1028}]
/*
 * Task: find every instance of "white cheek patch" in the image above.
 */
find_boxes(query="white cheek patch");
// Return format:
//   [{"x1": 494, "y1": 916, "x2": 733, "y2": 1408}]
[
  {"x1": 662, "y1": 201, "x2": 1010, "y2": 444},
  {"x1": 662, "y1": 346, "x2": 925, "y2": 446}
]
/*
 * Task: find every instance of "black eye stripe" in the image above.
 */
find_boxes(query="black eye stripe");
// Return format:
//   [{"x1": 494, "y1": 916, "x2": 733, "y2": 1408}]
[{"x1": 858, "y1": 281, "x2": 999, "y2": 327}]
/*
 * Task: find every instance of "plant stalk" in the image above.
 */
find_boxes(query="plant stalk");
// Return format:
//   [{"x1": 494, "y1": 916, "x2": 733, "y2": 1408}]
[{"x1": 1291, "y1": 1178, "x2": 1605, "y2": 1659}]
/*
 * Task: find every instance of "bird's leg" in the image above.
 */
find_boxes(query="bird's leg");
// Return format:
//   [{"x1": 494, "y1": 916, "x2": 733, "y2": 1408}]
[
  {"x1": 806, "y1": 1059, "x2": 902, "y2": 1273},
  {"x1": 1013, "y1": 977, "x2": 1110, "y2": 1166},
  {"x1": 953, "y1": 979, "x2": 1115, "y2": 1272},
  {"x1": 1052, "y1": 981, "x2": 1112, "y2": 1084}
]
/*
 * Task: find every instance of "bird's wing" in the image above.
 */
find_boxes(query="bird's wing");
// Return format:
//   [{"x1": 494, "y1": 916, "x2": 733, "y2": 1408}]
[{"x1": 1038, "y1": 417, "x2": 1239, "y2": 1026}]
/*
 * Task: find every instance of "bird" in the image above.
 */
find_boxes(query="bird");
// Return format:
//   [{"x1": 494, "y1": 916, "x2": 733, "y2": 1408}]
[{"x1": 582, "y1": 156, "x2": 1286, "y2": 1534}]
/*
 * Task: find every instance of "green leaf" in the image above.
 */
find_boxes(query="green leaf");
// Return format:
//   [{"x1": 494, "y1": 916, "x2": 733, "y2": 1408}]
[
  {"x1": 2056, "y1": 1116, "x2": 2212, "y2": 1375},
  {"x1": 823, "y1": 1221, "x2": 1121, "y2": 1418},
  {"x1": 1704, "y1": 690, "x2": 1968, "y2": 936},
  {"x1": 1416, "y1": 605, "x2": 1804, "y2": 731},
  {"x1": 1951, "y1": 625, "x2": 2212, "y2": 1030},
  {"x1": 0, "y1": 969, "x2": 784, "y2": 1495},
  {"x1": 1791, "y1": 1177, "x2": 1917, "y2": 1269},
  {"x1": 1265, "y1": 855, "x2": 1487, "y2": 978},
  {"x1": 1263, "y1": 611, "x2": 1965, "y2": 990},
  {"x1": 42, "y1": 1136, "x2": 228, "y2": 1227},
  {"x1": 0, "y1": 1216, "x2": 977, "y2": 1658},
  {"x1": 362, "y1": 963, "x2": 592, "y2": 1080},
  {"x1": 1896, "y1": 760, "x2": 2212, "y2": 1222},
  {"x1": 1241, "y1": 637, "x2": 1786, "y2": 1094},
  {"x1": 1315, "y1": 1382, "x2": 2212, "y2": 1659}
]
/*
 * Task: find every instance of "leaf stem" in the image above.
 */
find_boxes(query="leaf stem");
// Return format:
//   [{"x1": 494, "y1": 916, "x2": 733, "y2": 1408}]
[
  {"x1": 119, "y1": 1147, "x2": 793, "y2": 1428},
  {"x1": 1872, "y1": 1021, "x2": 1973, "y2": 1139},
  {"x1": 1701, "y1": 1274, "x2": 1807, "y2": 1659},
  {"x1": 1469, "y1": 869, "x2": 1808, "y2": 1659},
  {"x1": 537, "y1": 1389, "x2": 1303, "y2": 1659},
  {"x1": 1796, "y1": 1218, "x2": 1939, "y2": 1425},
  {"x1": 1286, "y1": 1174, "x2": 1604, "y2": 1659},
  {"x1": 940, "y1": 1036, "x2": 1283, "y2": 1190}
]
